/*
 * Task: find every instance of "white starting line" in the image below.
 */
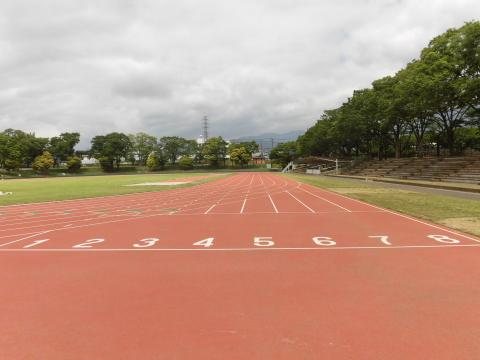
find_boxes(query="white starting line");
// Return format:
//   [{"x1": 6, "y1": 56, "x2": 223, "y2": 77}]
[{"x1": 1, "y1": 244, "x2": 480, "y2": 252}]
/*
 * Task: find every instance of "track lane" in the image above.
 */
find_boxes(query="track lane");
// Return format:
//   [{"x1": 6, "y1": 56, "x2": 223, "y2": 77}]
[{"x1": 1, "y1": 172, "x2": 480, "y2": 360}]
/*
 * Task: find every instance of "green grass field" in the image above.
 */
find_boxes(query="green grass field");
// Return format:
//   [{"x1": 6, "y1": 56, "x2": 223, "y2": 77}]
[
  {"x1": 2, "y1": 171, "x2": 478, "y2": 237},
  {"x1": 289, "y1": 174, "x2": 480, "y2": 237},
  {"x1": 0, "y1": 172, "x2": 228, "y2": 206}
]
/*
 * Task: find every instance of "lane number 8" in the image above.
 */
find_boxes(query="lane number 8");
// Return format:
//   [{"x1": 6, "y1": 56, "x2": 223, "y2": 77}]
[{"x1": 427, "y1": 235, "x2": 460, "y2": 244}]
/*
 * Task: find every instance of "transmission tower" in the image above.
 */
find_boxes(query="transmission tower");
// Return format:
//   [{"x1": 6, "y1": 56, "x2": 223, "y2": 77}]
[{"x1": 202, "y1": 116, "x2": 209, "y2": 142}]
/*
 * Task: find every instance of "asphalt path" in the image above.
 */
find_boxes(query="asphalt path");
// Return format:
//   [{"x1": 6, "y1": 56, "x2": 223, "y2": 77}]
[{"x1": 327, "y1": 176, "x2": 480, "y2": 201}]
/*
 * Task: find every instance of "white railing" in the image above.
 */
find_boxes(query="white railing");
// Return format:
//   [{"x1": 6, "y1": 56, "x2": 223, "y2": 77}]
[{"x1": 281, "y1": 161, "x2": 294, "y2": 173}]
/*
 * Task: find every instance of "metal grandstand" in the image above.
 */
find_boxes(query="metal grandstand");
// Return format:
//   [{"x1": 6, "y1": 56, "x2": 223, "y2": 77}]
[{"x1": 282, "y1": 157, "x2": 354, "y2": 175}]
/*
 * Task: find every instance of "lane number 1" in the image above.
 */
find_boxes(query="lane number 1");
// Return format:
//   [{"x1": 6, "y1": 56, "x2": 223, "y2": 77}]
[{"x1": 23, "y1": 239, "x2": 49, "y2": 249}]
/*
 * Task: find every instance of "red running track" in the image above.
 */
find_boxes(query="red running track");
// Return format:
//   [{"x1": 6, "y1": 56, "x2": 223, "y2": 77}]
[{"x1": 0, "y1": 172, "x2": 479, "y2": 359}]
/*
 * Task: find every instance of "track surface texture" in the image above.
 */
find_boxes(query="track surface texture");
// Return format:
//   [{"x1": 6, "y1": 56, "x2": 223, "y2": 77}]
[{"x1": 1, "y1": 172, "x2": 479, "y2": 359}]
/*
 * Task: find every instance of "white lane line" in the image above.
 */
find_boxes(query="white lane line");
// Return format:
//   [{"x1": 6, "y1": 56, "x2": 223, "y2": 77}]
[
  {"x1": 240, "y1": 174, "x2": 255, "y2": 214},
  {"x1": 0, "y1": 231, "x2": 43, "y2": 240},
  {"x1": 0, "y1": 174, "x2": 234, "y2": 222},
  {"x1": 164, "y1": 174, "x2": 242, "y2": 215},
  {"x1": 299, "y1": 181, "x2": 480, "y2": 243},
  {"x1": 204, "y1": 204, "x2": 216, "y2": 214},
  {"x1": 0, "y1": 230, "x2": 53, "y2": 248},
  {"x1": 0, "y1": 174, "x2": 229, "y2": 210},
  {"x1": 296, "y1": 186, "x2": 352, "y2": 212},
  {"x1": 2, "y1": 244, "x2": 480, "y2": 252},
  {"x1": 240, "y1": 199, "x2": 247, "y2": 214},
  {"x1": 285, "y1": 191, "x2": 316, "y2": 213},
  {"x1": 268, "y1": 194, "x2": 279, "y2": 213},
  {"x1": 0, "y1": 175, "x2": 249, "y2": 241}
]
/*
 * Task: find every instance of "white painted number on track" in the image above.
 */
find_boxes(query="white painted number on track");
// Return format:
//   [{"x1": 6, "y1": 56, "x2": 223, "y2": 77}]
[
  {"x1": 368, "y1": 235, "x2": 392, "y2": 246},
  {"x1": 253, "y1": 236, "x2": 275, "y2": 247},
  {"x1": 133, "y1": 238, "x2": 160, "y2": 248},
  {"x1": 312, "y1": 236, "x2": 336, "y2": 246},
  {"x1": 193, "y1": 237, "x2": 215, "y2": 248},
  {"x1": 6, "y1": 233, "x2": 473, "y2": 250},
  {"x1": 23, "y1": 239, "x2": 49, "y2": 248},
  {"x1": 73, "y1": 238, "x2": 105, "y2": 249},
  {"x1": 427, "y1": 235, "x2": 460, "y2": 244}
]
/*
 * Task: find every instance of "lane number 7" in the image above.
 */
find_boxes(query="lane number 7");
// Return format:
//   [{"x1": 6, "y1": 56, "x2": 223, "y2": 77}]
[{"x1": 368, "y1": 235, "x2": 392, "y2": 246}]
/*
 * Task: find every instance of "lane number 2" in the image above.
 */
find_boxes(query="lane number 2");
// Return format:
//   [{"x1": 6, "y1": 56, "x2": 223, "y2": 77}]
[{"x1": 72, "y1": 238, "x2": 105, "y2": 249}]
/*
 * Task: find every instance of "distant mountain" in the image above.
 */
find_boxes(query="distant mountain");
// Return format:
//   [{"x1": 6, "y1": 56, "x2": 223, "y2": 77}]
[
  {"x1": 230, "y1": 130, "x2": 304, "y2": 153},
  {"x1": 231, "y1": 130, "x2": 303, "y2": 143}
]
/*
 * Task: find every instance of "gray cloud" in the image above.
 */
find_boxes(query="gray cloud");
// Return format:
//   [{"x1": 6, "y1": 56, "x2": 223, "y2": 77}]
[{"x1": 0, "y1": 0, "x2": 479, "y2": 148}]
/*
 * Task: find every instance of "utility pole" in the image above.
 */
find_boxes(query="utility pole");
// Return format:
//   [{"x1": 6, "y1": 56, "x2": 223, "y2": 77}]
[{"x1": 202, "y1": 116, "x2": 209, "y2": 142}]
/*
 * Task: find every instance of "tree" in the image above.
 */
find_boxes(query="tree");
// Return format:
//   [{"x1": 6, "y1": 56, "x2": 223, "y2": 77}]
[
  {"x1": 178, "y1": 156, "x2": 194, "y2": 170},
  {"x1": 202, "y1": 137, "x2": 228, "y2": 167},
  {"x1": 49, "y1": 132, "x2": 80, "y2": 165},
  {"x1": 128, "y1": 132, "x2": 157, "y2": 166},
  {"x1": 269, "y1": 141, "x2": 298, "y2": 167},
  {"x1": 66, "y1": 156, "x2": 82, "y2": 173},
  {"x1": 229, "y1": 146, "x2": 251, "y2": 167},
  {"x1": 90, "y1": 133, "x2": 132, "y2": 170},
  {"x1": 0, "y1": 132, "x2": 22, "y2": 171},
  {"x1": 229, "y1": 141, "x2": 259, "y2": 154},
  {"x1": 146, "y1": 151, "x2": 160, "y2": 171},
  {"x1": 183, "y1": 140, "x2": 199, "y2": 157},
  {"x1": 32, "y1": 151, "x2": 54, "y2": 174},
  {"x1": 340, "y1": 89, "x2": 387, "y2": 159},
  {"x1": 418, "y1": 21, "x2": 480, "y2": 154},
  {"x1": 159, "y1": 136, "x2": 190, "y2": 165},
  {"x1": 396, "y1": 61, "x2": 435, "y2": 156},
  {"x1": 98, "y1": 156, "x2": 114, "y2": 172},
  {"x1": 372, "y1": 76, "x2": 408, "y2": 158},
  {"x1": 228, "y1": 141, "x2": 258, "y2": 166},
  {"x1": 0, "y1": 129, "x2": 48, "y2": 169},
  {"x1": 297, "y1": 114, "x2": 337, "y2": 157},
  {"x1": 294, "y1": 21, "x2": 480, "y2": 159}
]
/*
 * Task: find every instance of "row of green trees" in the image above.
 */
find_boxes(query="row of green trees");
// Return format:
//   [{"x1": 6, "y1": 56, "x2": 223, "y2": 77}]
[
  {"x1": 90, "y1": 133, "x2": 260, "y2": 171},
  {"x1": 90, "y1": 133, "x2": 259, "y2": 172},
  {"x1": 292, "y1": 21, "x2": 480, "y2": 161},
  {"x1": 0, "y1": 129, "x2": 80, "y2": 171},
  {"x1": 0, "y1": 128, "x2": 260, "y2": 173}
]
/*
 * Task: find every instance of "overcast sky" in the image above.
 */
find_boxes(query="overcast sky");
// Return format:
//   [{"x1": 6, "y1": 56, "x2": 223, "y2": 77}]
[{"x1": 0, "y1": 0, "x2": 479, "y2": 148}]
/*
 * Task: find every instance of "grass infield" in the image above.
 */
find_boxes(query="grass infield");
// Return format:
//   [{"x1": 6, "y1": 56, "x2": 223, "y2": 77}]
[
  {"x1": 0, "y1": 173, "x2": 228, "y2": 206},
  {"x1": 289, "y1": 174, "x2": 480, "y2": 237},
  {"x1": 2, "y1": 171, "x2": 478, "y2": 237}
]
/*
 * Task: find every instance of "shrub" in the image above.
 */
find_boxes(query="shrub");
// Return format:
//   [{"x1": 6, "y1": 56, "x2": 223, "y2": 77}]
[
  {"x1": 4, "y1": 158, "x2": 21, "y2": 172},
  {"x1": 99, "y1": 156, "x2": 114, "y2": 172},
  {"x1": 32, "y1": 151, "x2": 54, "y2": 174},
  {"x1": 178, "y1": 156, "x2": 194, "y2": 170},
  {"x1": 146, "y1": 152, "x2": 160, "y2": 171},
  {"x1": 66, "y1": 156, "x2": 82, "y2": 173}
]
